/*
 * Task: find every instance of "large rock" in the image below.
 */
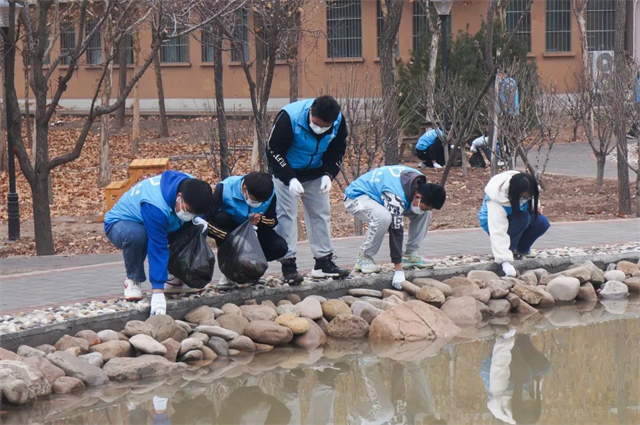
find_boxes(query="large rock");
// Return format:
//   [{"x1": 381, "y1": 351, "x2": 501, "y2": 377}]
[
  {"x1": 582, "y1": 260, "x2": 605, "y2": 285},
  {"x1": 244, "y1": 321, "x2": 294, "y2": 346},
  {"x1": 519, "y1": 271, "x2": 538, "y2": 286},
  {"x1": 240, "y1": 305, "x2": 278, "y2": 322},
  {"x1": 34, "y1": 344, "x2": 55, "y2": 355},
  {"x1": 53, "y1": 376, "x2": 85, "y2": 394},
  {"x1": 412, "y1": 278, "x2": 453, "y2": 297},
  {"x1": 306, "y1": 295, "x2": 327, "y2": 303},
  {"x1": 47, "y1": 352, "x2": 109, "y2": 387},
  {"x1": 0, "y1": 360, "x2": 51, "y2": 398},
  {"x1": 401, "y1": 281, "x2": 421, "y2": 296},
  {"x1": 467, "y1": 270, "x2": 500, "y2": 288},
  {"x1": 54, "y1": 335, "x2": 89, "y2": 355},
  {"x1": 276, "y1": 304, "x2": 301, "y2": 317},
  {"x1": 185, "y1": 306, "x2": 218, "y2": 325},
  {"x1": 488, "y1": 280, "x2": 511, "y2": 299},
  {"x1": 221, "y1": 303, "x2": 243, "y2": 316},
  {"x1": 261, "y1": 300, "x2": 278, "y2": 311},
  {"x1": 515, "y1": 299, "x2": 540, "y2": 316},
  {"x1": 577, "y1": 282, "x2": 598, "y2": 302},
  {"x1": 369, "y1": 301, "x2": 460, "y2": 342},
  {"x1": 624, "y1": 277, "x2": 640, "y2": 292},
  {"x1": 514, "y1": 284, "x2": 548, "y2": 305},
  {"x1": 340, "y1": 296, "x2": 359, "y2": 306},
  {"x1": 75, "y1": 330, "x2": 101, "y2": 346},
  {"x1": 97, "y1": 329, "x2": 120, "y2": 343},
  {"x1": 190, "y1": 332, "x2": 209, "y2": 345},
  {"x1": 617, "y1": 260, "x2": 640, "y2": 277},
  {"x1": 216, "y1": 314, "x2": 249, "y2": 335},
  {"x1": 0, "y1": 376, "x2": 29, "y2": 405},
  {"x1": 359, "y1": 297, "x2": 395, "y2": 311},
  {"x1": 228, "y1": 336, "x2": 256, "y2": 352},
  {"x1": 179, "y1": 338, "x2": 204, "y2": 356},
  {"x1": 161, "y1": 338, "x2": 180, "y2": 362},
  {"x1": 326, "y1": 314, "x2": 370, "y2": 338},
  {"x1": 471, "y1": 288, "x2": 492, "y2": 304},
  {"x1": 103, "y1": 355, "x2": 187, "y2": 381},
  {"x1": 322, "y1": 299, "x2": 352, "y2": 321},
  {"x1": 22, "y1": 357, "x2": 64, "y2": 385},
  {"x1": 180, "y1": 350, "x2": 204, "y2": 362},
  {"x1": 443, "y1": 277, "x2": 480, "y2": 298},
  {"x1": 17, "y1": 345, "x2": 45, "y2": 358},
  {"x1": 297, "y1": 297, "x2": 323, "y2": 320},
  {"x1": 348, "y1": 289, "x2": 383, "y2": 298},
  {"x1": 90, "y1": 341, "x2": 133, "y2": 362},
  {"x1": 124, "y1": 321, "x2": 155, "y2": 339},
  {"x1": 78, "y1": 352, "x2": 104, "y2": 368},
  {"x1": 350, "y1": 300, "x2": 382, "y2": 324},
  {"x1": 560, "y1": 266, "x2": 591, "y2": 284},
  {"x1": 382, "y1": 289, "x2": 405, "y2": 300},
  {"x1": 487, "y1": 299, "x2": 512, "y2": 317},
  {"x1": 547, "y1": 276, "x2": 580, "y2": 302},
  {"x1": 501, "y1": 277, "x2": 527, "y2": 287},
  {"x1": 440, "y1": 297, "x2": 483, "y2": 327},
  {"x1": 604, "y1": 270, "x2": 626, "y2": 282},
  {"x1": 506, "y1": 293, "x2": 520, "y2": 308},
  {"x1": 538, "y1": 290, "x2": 556, "y2": 307},
  {"x1": 195, "y1": 325, "x2": 239, "y2": 341},
  {"x1": 293, "y1": 318, "x2": 327, "y2": 350},
  {"x1": 287, "y1": 294, "x2": 302, "y2": 304},
  {"x1": 531, "y1": 268, "x2": 550, "y2": 283},
  {"x1": 206, "y1": 337, "x2": 229, "y2": 357},
  {"x1": 599, "y1": 281, "x2": 629, "y2": 300},
  {"x1": 416, "y1": 286, "x2": 445, "y2": 305},
  {"x1": 275, "y1": 313, "x2": 310, "y2": 335},
  {"x1": 146, "y1": 315, "x2": 188, "y2": 343}
]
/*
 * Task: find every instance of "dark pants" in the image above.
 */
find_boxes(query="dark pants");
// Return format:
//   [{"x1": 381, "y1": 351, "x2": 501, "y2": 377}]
[
  {"x1": 507, "y1": 212, "x2": 550, "y2": 254},
  {"x1": 416, "y1": 141, "x2": 445, "y2": 167},
  {"x1": 105, "y1": 220, "x2": 148, "y2": 283},
  {"x1": 211, "y1": 211, "x2": 288, "y2": 261}
]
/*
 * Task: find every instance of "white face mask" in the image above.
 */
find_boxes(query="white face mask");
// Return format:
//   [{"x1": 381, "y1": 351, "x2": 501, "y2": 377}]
[
  {"x1": 176, "y1": 197, "x2": 196, "y2": 222},
  {"x1": 520, "y1": 197, "x2": 531, "y2": 207},
  {"x1": 411, "y1": 203, "x2": 426, "y2": 215},
  {"x1": 243, "y1": 187, "x2": 263, "y2": 208},
  {"x1": 309, "y1": 121, "x2": 331, "y2": 134}
]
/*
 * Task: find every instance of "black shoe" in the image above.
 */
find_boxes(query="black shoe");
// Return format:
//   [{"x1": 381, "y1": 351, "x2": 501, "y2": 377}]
[
  {"x1": 281, "y1": 258, "x2": 304, "y2": 285},
  {"x1": 311, "y1": 254, "x2": 350, "y2": 279}
]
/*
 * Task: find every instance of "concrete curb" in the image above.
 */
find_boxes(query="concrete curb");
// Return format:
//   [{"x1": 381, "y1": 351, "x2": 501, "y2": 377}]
[{"x1": 1, "y1": 250, "x2": 638, "y2": 351}]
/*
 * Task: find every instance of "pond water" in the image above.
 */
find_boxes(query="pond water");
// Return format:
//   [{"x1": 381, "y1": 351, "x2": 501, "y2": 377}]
[{"x1": 3, "y1": 299, "x2": 640, "y2": 425}]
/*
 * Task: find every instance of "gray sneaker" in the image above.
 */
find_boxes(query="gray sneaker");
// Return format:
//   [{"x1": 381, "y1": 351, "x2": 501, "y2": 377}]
[{"x1": 217, "y1": 275, "x2": 238, "y2": 292}]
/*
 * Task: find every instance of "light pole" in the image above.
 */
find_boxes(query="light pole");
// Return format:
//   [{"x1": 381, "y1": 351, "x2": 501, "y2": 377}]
[{"x1": 0, "y1": 0, "x2": 21, "y2": 240}]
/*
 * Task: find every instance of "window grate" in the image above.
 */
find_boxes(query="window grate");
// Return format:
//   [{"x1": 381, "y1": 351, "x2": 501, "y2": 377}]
[
  {"x1": 587, "y1": 0, "x2": 615, "y2": 51},
  {"x1": 545, "y1": 0, "x2": 571, "y2": 52},
  {"x1": 412, "y1": 1, "x2": 428, "y2": 53},
  {"x1": 377, "y1": 0, "x2": 399, "y2": 57},
  {"x1": 85, "y1": 21, "x2": 102, "y2": 65},
  {"x1": 231, "y1": 7, "x2": 249, "y2": 62},
  {"x1": 202, "y1": 25, "x2": 215, "y2": 63},
  {"x1": 161, "y1": 22, "x2": 190, "y2": 63},
  {"x1": 506, "y1": 0, "x2": 532, "y2": 52},
  {"x1": 114, "y1": 34, "x2": 134, "y2": 65},
  {"x1": 60, "y1": 19, "x2": 76, "y2": 65},
  {"x1": 326, "y1": 0, "x2": 362, "y2": 59}
]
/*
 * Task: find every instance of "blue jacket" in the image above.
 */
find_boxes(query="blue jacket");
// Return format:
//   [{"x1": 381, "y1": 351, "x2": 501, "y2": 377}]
[
  {"x1": 104, "y1": 170, "x2": 193, "y2": 289},
  {"x1": 220, "y1": 176, "x2": 274, "y2": 225},
  {"x1": 499, "y1": 77, "x2": 520, "y2": 115},
  {"x1": 478, "y1": 194, "x2": 528, "y2": 232},
  {"x1": 282, "y1": 99, "x2": 342, "y2": 170},
  {"x1": 415, "y1": 129, "x2": 444, "y2": 151}
]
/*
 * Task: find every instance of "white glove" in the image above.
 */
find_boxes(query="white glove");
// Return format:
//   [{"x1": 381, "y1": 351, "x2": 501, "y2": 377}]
[
  {"x1": 192, "y1": 217, "x2": 208, "y2": 234},
  {"x1": 150, "y1": 293, "x2": 166, "y2": 316},
  {"x1": 470, "y1": 144, "x2": 478, "y2": 153},
  {"x1": 432, "y1": 162, "x2": 443, "y2": 169},
  {"x1": 319, "y1": 175, "x2": 332, "y2": 194},
  {"x1": 153, "y1": 396, "x2": 168, "y2": 412},
  {"x1": 502, "y1": 262, "x2": 517, "y2": 277},
  {"x1": 288, "y1": 178, "x2": 305, "y2": 197},
  {"x1": 391, "y1": 270, "x2": 406, "y2": 290}
]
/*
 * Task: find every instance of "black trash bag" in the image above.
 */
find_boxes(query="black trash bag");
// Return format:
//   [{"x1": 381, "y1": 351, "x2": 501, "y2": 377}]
[
  {"x1": 218, "y1": 219, "x2": 268, "y2": 284},
  {"x1": 469, "y1": 151, "x2": 487, "y2": 168},
  {"x1": 168, "y1": 224, "x2": 216, "y2": 289}
]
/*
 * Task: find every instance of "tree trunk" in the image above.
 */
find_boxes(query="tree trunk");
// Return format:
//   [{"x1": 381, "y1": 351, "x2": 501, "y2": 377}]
[
  {"x1": 595, "y1": 153, "x2": 606, "y2": 186},
  {"x1": 0, "y1": 99, "x2": 6, "y2": 172},
  {"x1": 32, "y1": 173, "x2": 55, "y2": 255},
  {"x1": 131, "y1": 32, "x2": 141, "y2": 154},
  {"x1": 22, "y1": 46, "x2": 34, "y2": 160},
  {"x1": 115, "y1": 38, "x2": 127, "y2": 130},
  {"x1": 288, "y1": 9, "x2": 301, "y2": 103},
  {"x1": 213, "y1": 24, "x2": 230, "y2": 179},
  {"x1": 98, "y1": 29, "x2": 114, "y2": 187},
  {"x1": 425, "y1": 1, "x2": 440, "y2": 123},
  {"x1": 614, "y1": 0, "x2": 631, "y2": 214},
  {"x1": 153, "y1": 50, "x2": 169, "y2": 138}
]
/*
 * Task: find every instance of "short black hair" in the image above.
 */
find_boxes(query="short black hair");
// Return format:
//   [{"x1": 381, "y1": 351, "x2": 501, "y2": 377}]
[
  {"x1": 417, "y1": 183, "x2": 446, "y2": 210},
  {"x1": 311, "y1": 95, "x2": 341, "y2": 123},
  {"x1": 179, "y1": 178, "x2": 213, "y2": 214},
  {"x1": 243, "y1": 172, "x2": 274, "y2": 202}
]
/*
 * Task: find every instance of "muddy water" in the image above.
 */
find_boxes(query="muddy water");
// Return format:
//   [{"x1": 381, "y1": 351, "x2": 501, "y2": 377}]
[{"x1": 4, "y1": 301, "x2": 640, "y2": 425}]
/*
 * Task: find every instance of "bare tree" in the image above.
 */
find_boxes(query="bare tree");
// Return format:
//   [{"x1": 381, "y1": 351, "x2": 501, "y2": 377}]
[
  {"x1": 415, "y1": 0, "x2": 440, "y2": 123},
  {"x1": 131, "y1": 28, "x2": 141, "y2": 153},
  {"x1": 98, "y1": 9, "x2": 116, "y2": 187},
  {"x1": 153, "y1": 47, "x2": 169, "y2": 137}
]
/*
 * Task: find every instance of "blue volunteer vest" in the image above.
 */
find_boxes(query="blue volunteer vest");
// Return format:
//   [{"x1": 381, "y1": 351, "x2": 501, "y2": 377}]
[
  {"x1": 345, "y1": 165, "x2": 417, "y2": 207},
  {"x1": 478, "y1": 194, "x2": 528, "y2": 232},
  {"x1": 282, "y1": 99, "x2": 342, "y2": 170},
  {"x1": 415, "y1": 129, "x2": 444, "y2": 151},
  {"x1": 221, "y1": 176, "x2": 273, "y2": 224},
  {"x1": 104, "y1": 174, "x2": 185, "y2": 233}
]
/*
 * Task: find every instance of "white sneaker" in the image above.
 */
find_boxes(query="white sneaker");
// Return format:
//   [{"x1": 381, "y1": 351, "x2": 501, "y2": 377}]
[
  {"x1": 497, "y1": 160, "x2": 505, "y2": 167},
  {"x1": 217, "y1": 275, "x2": 238, "y2": 292},
  {"x1": 417, "y1": 161, "x2": 427, "y2": 169},
  {"x1": 124, "y1": 278, "x2": 142, "y2": 301},
  {"x1": 354, "y1": 254, "x2": 381, "y2": 274},
  {"x1": 164, "y1": 274, "x2": 204, "y2": 294}
]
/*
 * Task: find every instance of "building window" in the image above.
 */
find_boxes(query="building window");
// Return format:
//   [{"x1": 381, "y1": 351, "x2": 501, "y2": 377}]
[
  {"x1": 202, "y1": 26, "x2": 215, "y2": 63},
  {"x1": 412, "y1": 1, "x2": 428, "y2": 53},
  {"x1": 114, "y1": 34, "x2": 134, "y2": 65},
  {"x1": 161, "y1": 21, "x2": 190, "y2": 63},
  {"x1": 507, "y1": 0, "x2": 532, "y2": 52},
  {"x1": 587, "y1": 0, "x2": 615, "y2": 51},
  {"x1": 231, "y1": 7, "x2": 249, "y2": 62},
  {"x1": 377, "y1": 0, "x2": 399, "y2": 57},
  {"x1": 545, "y1": 0, "x2": 571, "y2": 52},
  {"x1": 261, "y1": 26, "x2": 289, "y2": 62},
  {"x1": 60, "y1": 19, "x2": 76, "y2": 65},
  {"x1": 326, "y1": 0, "x2": 362, "y2": 59},
  {"x1": 85, "y1": 21, "x2": 102, "y2": 65}
]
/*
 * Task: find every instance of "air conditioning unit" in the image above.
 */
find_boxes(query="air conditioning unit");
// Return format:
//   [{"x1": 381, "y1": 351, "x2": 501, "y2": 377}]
[{"x1": 591, "y1": 50, "x2": 614, "y2": 82}]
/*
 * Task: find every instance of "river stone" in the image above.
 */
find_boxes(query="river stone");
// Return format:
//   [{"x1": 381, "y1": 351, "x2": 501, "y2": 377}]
[
  {"x1": 103, "y1": 355, "x2": 187, "y2": 381},
  {"x1": 78, "y1": 352, "x2": 104, "y2": 368},
  {"x1": 221, "y1": 303, "x2": 243, "y2": 316},
  {"x1": 46, "y1": 352, "x2": 109, "y2": 386},
  {"x1": 547, "y1": 276, "x2": 580, "y2": 302},
  {"x1": 75, "y1": 330, "x2": 101, "y2": 346},
  {"x1": 277, "y1": 299, "x2": 292, "y2": 306},
  {"x1": 298, "y1": 297, "x2": 323, "y2": 320},
  {"x1": 276, "y1": 304, "x2": 301, "y2": 317},
  {"x1": 350, "y1": 301, "x2": 382, "y2": 324},
  {"x1": 401, "y1": 281, "x2": 421, "y2": 296},
  {"x1": 1, "y1": 378, "x2": 29, "y2": 405},
  {"x1": 161, "y1": 338, "x2": 180, "y2": 362},
  {"x1": 514, "y1": 284, "x2": 547, "y2": 305},
  {"x1": 412, "y1": 278, "x2": 453, "y2": 297},
  {"x1": 340, "y1": 295, "x2": 359, "y2": 306},
  {"x1": 201, "y1": 346, "x2": 218, "y2": 361},
  {"x1": 515, "y1": 299, "x2": 539, "y2": 316},
  {"x1": 217, "y1": 314, "x2": 249, "y2": 335},
  {"x1": 244, "y1": 299, "x2": 258, "y2": 305},
  {"x1": 577, "y1": 282, "x2": 598, "y2": 302},
  {"x1": 180, "y1": 350, "x2": 204, "y2": 362},
  {"x1": 520, "y1": 271, "x2": 538, "y2": 286},
  {"x1": 124, "y1": 320, "x2": 156, "y2": 338},
  {"x1": 467, "y1": 270, "x2": 500, "y2": 288},
  {"x1": 0, "y1": 347, "x2": 20, "y2": 361},
  {"x1": 506, "y1": 293, "x2": 520, "y2": 308},
  {"x1": 179, "y1": 338, "x2": 204, "y2": 356},
  {"x1": 261, "y1": 300, "x2": 278, "y2": 311},
  {"x1": 0, "y1": 360, "x2": 51, "y2": 398},
  {"x1": 287, "y1": 294, "x2": 302, "y2": 304},
  {"x1": 53, "y1": 376, "x2": 85, "y2": 394},
  {"x1": 193, "y1": 325, "x2": 238, "y2": 341},
  {"x1": 322, "y1": 299, "x2": 352, "y2": 321},
  {"x1": 487, "y1": 299, "x2": 512, "y2": 317},
  {"x1": 531, "y1": 268, "x2": 550, "y2": 281},
  {"x1": 65, "y1": 347, "x2": 84, "y2": 357},
  {"x1": 440, "y1": 297, "x2": 482, "y2": 327},
  {"x1": 255, "y1": 343, "x2": 274, "y2": 353},
  {"x1": 369, "y1": 300, "x2": 460, "y2": 342},
  {"x1": 34, "y1": 344, "x2": 56, "y2": 355},
  {"x1": 382, "y1": 289, "x2": 405, "y2": 300},
  {"x1": 240, "y1": 305, "x2": 278, "y2": 322},
  {"x1": 189, "y1": 332, "x2": 210, "y2": 345},
  {"x1": 326, "y1": 314, "x2": 369, "y2": 338},
  {"x1": 348, "y1": 289, "x2": 383, "y2": 298},
  {"x1": 97, "y1": 330, "x2": 120, "y2": 343},
  {"x1": 476, "y1": 300, "x2": 491, "y2": 320},
  {"x1": 228, "y1": 336, "x2": 257, "y2": 352},
  {"x1": 561, "y1": 266, "x2": 591, "y2": 284},
  {"x1": 306, "y1": 295, "x2": 328, "y2": 303},
  {"x1": 206, "y1": 337, "x2": 229, "y2": 357},
  {"x1": 146, "y1": 315, "x2": 188, "y2": 343},
  {"x1": 538, "y1": 289, "x2": 556, "y2": 307},
  {"x1": 604, "y1": 270, "x2": 626, "y2": 282},
  {"x1": 316, "y1": 317, "x2": 330, "y2": 333},
  {"x1": 416, "y1": 286, "x2": 445, "y2": 305},
  {"x1": 624, "y1": 277, "x2": 640, "y2": 292},
  {"x1": 617, "y1": 260, "x2": 640, "y2": 276},
  {"x1": 487, "y1": 280, "x2": 511, "y2": 299},
  {"x1": 17, "y1": 345, "x2": 45, "y2": 358},
  {"x1": 22, "y1": 357, "x2": 64, "y2": 385},
  {"x1": 501, "y1": 277, "x2": 527, "y2": 287},
  {"x1": 580, "y1": 260, "x2": 605, "y2": 285},
  {"x1": 275, "y1": 313, "x2": 310, "y2": 335},
  {"x1": 185, "y1": 306, "x2": 218, "y2": 325},
  {"x1": 130, "y1": 334, "x2": 167, "y2": 356},
  {"x1": 471, "y1": 288, "x2": 492, "y2": 304},
  {"x1": 90, "y1": 341, "x2": 133, "y2": 362},
  {"x1": 444, "y1": 277, "x2": 481, "y2": 298},
  {"x1": 54, "y1": 335, "x2": 90, "y2": 355},
  {"x1": 600, "y1": 281, "x2": 629, "y2": 300},
  {"x1": 244, "y1": 321, "x2": 294, "y2": 345},
  {"x1": 293, "y1": 318, "x2": 327, "y2": 350}
]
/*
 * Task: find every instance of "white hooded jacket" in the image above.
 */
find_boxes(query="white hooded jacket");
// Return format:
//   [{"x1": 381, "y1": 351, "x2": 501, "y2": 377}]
[{"x1": 484, "y1": 170, "x2": 520, "y2": 264}]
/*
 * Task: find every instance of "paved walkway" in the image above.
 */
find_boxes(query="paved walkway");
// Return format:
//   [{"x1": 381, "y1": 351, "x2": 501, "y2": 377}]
[{"x1": 1, "y1": 219, "x2": 638, "y2": 314}]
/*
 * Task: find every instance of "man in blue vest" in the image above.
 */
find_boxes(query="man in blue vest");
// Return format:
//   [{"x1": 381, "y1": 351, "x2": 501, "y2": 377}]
[
  {"x1": 267, "y1": 95, "x2": 349, "y2": 284},
  {"x1": 344, "y1": 166, "x2": 446, "y2": 289},
  {"x1": 415, "y1": 127, "x2": 446, "y2": 168},
  {"x1": 104, "y1": 171, "x2": 213, "y2": 315},
  {"x1": 203, "y1": 172, "x2": 288, "y2": 290}
]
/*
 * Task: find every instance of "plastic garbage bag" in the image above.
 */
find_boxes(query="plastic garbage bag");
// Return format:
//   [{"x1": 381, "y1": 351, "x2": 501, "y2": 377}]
[
  {"x1": 218, "y1": 219, "x2": 268, "y2": 284},
  {"x1": 469, "y1": 151, "x2": 487, "y2": 168},
  {"x1": 168, "y1": 224, "x2": 216, "y2": 288}
]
